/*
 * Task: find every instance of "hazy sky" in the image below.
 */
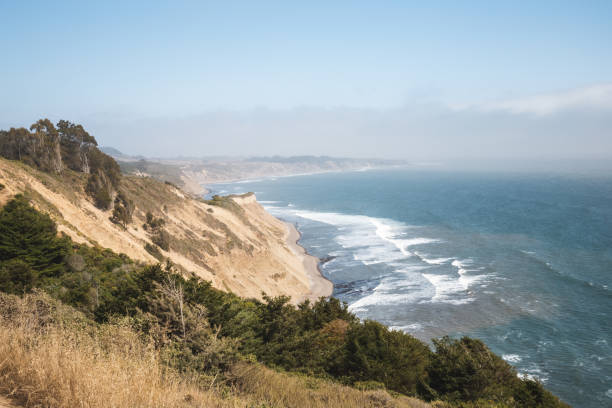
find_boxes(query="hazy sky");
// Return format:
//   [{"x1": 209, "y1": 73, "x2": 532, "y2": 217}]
[{"x1": 1, "y1": 1, "x2": 611, "y2": 161}]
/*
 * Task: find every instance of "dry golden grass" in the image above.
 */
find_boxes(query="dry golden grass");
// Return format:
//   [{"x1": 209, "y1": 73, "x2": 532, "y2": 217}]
[
  {"x1": 229, "y1": 362, "x2": 432, "y2": 408},
  {"x1": 0, "y1": 292, "x2": 243, "y2": 408},
  {"x1": 0, "y1": 292, "x2": 433, "y2": 408}
]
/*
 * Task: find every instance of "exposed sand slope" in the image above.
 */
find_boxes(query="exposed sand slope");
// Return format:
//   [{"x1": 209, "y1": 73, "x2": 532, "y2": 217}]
[{"x1": 0, "y1": 158, "x2": 331, "y2": 303}]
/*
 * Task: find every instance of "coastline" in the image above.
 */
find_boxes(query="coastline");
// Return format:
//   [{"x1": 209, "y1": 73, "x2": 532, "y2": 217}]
[
  {"x1": 199, "y1": 165, "x2": 410, "y2": 198},
  {"x1": 284, "y1": 221, "x2": 334, "y2": 302}
]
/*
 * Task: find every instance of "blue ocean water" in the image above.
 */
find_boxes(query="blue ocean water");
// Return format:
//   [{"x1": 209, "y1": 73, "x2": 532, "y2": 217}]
[{"x1": 208, "y1": 169, "x2": 612, "y2": 408}]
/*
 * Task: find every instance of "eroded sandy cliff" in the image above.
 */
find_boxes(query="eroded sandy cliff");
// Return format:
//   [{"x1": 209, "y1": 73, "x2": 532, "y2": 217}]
[{"x1": 0, "y1": 158, "x2": 331, "y2": 303}]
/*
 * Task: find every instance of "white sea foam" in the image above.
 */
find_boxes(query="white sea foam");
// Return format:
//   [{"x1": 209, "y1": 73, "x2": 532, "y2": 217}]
[
  {"x1": 283, "y1": 209, "x2": 440, "y2": 269},
  {"x1": 451, "y1": 259, "x2": 473, "y2": 269},
  {"x1": 449, "y1": 258, "x2": 489, "y2": 291},
  {"x1": 421, "y1": 273, "x2": 475, "y2": 304},
  {"x1": 234, "y1": 178, "x2": 266, "y2": 184},
  {"x1": 276, "y1": 206, "x2": 488, "y2": 307},
  {"x1": 259, "y1": 200, "x2": 280, "y2": 204},
  {"x1": 458, "y1": 271, "x2": 487, "y2": 291},
  {"x1": 349, "y1": 291, "x2": 423, "y2": 311},
  {"x1": 417, "y1": 254, "x2": 454, "y2": 265},
  {"x1": 389, "y1": 323, "x2": 424, "y2": 332},
  {"x1": 348, "y1": 276, "x2": 430, "y2": 311},
  {"x1": 518, "y1": 365, "x2": 548, "y2": 383},
  {"x1": 503, "y1": 354, "x2": 522, "y2": 363}
]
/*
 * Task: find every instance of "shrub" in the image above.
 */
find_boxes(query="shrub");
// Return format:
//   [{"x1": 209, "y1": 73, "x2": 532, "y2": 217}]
[
  {"x1": 428, "y1": 336, "x2": 519, "y2": 402},
  {"x1": 152, "y1": 229, "x2": 171, "y2": 251},
  {"x1": 342, "y1": 320, "x2": 431, "y2": 396},
  {"x1": 86, "y1": 173, "x2": 113, "y2": 209},
  {"x1": 145, "y1": 243, "x2": 164, "y2": 261},
  {"x1": 110, "y1": 190, "x2": 134, "y2": 228},
  {"x1": 0, "y1": 195, "x2": 70, "y2": 289}
]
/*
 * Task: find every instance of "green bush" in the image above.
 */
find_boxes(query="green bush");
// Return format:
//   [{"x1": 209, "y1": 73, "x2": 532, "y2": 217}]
[
  {"x1": 152, "y1": 229, "x2": 170, "y2": 251},
  {"x1": 110, "y1": 190, "x2": 134, "y2": 228},
  {"x1": 0, "y1": 194, "x2": 70, "y2": 290},
  {"x1": 145, "y1": 243, "x2": 164, "y2": 260}
]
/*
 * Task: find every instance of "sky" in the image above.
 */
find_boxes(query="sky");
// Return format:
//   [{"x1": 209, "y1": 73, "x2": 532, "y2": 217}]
[{"x1": 1, "y1": 1, "x2": 611, "y2": 163}]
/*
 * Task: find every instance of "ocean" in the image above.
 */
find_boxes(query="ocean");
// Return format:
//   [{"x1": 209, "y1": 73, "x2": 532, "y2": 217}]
[{"x1": 207, "y1": 169, "x2": 612, "y2": 408}]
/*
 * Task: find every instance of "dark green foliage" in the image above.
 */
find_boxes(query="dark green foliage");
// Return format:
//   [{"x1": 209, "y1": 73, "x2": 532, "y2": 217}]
[
  {"x1": 86, "y1": 176, "x2": 112, "y2": 209},
  {"x1": 84, "y1": 145, "x2": 122, "y2": 209},
  {"x1": 513, "y1": 378, "x2": 568, "y2": 408},
  {"x1": 0, "y1": 198, "x2": 568, "y2": 407},
  {"x1": 0, "y1": 195, "x2": 70, "y2": 291},
  {"x1": 144, "y1": 211, "x2": 170, "y2": 250},
  {"x1": 428, "y1": 336, "x2": 516, "y2": 401},
  {"x1": 0, "y1": 120, "x2": 63, "y2": 173},
  {"x1": 145, "y1": 243, "x2": 164, "y2": 260},
  {"x1": 0, "y1": 258, "x2": 34, "y2": 294},
  {"x1": 427, "y1": 337, "x2": 568, "y2": 407},
  {"x1": 152, "y1": 229, "x2": 171, "y2": 251},
  {"x1": 85, "y1": 172, "x2": 113, "y2": 209},
  {"x1": 144, "y1": 211, "x2": 166, "y2": 230},
  {"x1": 205, "y1": 195, "x2": 246, "y2": 216},
  {"x1": 343, "y1": 320, "x2": 431, "y2": 395},
  {"x1": 110, "y1": 190, "x2": 134, "y2": 228},
  {"x1": 56, "y1": 119, "x2": 97, "y2": 173}
]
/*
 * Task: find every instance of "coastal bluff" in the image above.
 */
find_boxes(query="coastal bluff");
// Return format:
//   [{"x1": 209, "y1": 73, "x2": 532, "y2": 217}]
[{"x1": 0, "y1": 157, "x2": 330, "y2": 303}]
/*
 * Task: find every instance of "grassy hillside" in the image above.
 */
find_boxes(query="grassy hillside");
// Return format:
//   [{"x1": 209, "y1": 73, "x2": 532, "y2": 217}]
[
  {"x1": 0, "y1": 154, "x2": 325, "y2": 303},
  {"x1": 0, "y1": 195, "x2": 569, "y2": 408}
]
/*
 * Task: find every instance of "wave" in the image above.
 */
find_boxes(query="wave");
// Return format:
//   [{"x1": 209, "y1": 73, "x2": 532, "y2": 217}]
[
  {"x1": 389, "y1": 323, "x2": 424, "y2": 332},
  {"x1": 415, "y1": 253, "x2": 454, "y2": 265},
  {"x1": 286, "y1": 209, "x2": 439, "y2": 267},
  {"x1": 421, "y1": 259, "x2": 490, "y2": 304},
  {"x1": 370, "y1": 218, "x2": 439, "y2": 256},
  {"x1": 274, "y1": 206, "x2": 490, "y2": 308},
  {"x1": 518, "y1": 364, "x2": 549, "y2": 383},
  {"x1": 519, "y1": 249, "x2": 611, "y2": 294},
  {"x1": 503, "y1": 354, "x2": 522, "y2": 363},
  {"x1": 421, "y1": 273, "x2": 475, "y2": 305},
  {"x1": 348, "y1": 275, "x2": 431, "y2": 311}
]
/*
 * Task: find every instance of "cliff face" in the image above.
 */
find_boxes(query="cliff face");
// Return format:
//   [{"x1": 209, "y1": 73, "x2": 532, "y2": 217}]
[{"x1": 0, "y1": 157, "x2": 328, "y2": 303}]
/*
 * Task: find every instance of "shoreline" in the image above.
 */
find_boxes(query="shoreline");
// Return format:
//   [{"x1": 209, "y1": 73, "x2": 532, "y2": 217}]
[
  {"x1": 284, "y1": 221, "x2": 334, "y2": 302},
  {"x1": 200, "y1": 165, "x2": 410, "y2": 198}
]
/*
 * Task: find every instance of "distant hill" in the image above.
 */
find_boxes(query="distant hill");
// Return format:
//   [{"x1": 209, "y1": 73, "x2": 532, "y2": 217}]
[
  {"x1": 99, "y1": 146, "x2": 124, "y2": 156},
  {"x1": 110, "y1": 154, "x2": 407, "y2": 195}
]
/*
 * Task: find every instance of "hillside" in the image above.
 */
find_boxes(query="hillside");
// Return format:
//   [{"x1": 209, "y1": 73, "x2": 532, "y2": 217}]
[
  {"x1": 0, "y1": 157, "x2": 331, "y2": 303},
  {"x1": 0, "y1": 196, "x2": 568, "y2": 407}
]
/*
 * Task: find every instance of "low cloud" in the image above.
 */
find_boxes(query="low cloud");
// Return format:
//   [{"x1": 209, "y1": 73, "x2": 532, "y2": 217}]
[
  {"x1": 5, "y1": 84, "x2": 612, "y2": 167},
  {"x1": 461, "y1": 83, "x2": 612, "y2": 116}
]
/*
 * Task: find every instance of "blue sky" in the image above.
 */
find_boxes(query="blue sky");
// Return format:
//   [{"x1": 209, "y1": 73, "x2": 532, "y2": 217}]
[{"x1": 1, "y1": 1, "x2": 611, "y2": 160}]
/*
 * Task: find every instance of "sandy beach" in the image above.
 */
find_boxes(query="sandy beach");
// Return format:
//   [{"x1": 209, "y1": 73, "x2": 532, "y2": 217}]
[{"x1": 285, "y1": 222, "x2": 334, "y2": 301}]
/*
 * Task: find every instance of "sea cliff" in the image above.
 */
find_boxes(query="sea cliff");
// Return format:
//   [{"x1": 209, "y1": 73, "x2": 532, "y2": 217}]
[{"x1": 0, "y1": 157, "x2": 330, "y2": 303}]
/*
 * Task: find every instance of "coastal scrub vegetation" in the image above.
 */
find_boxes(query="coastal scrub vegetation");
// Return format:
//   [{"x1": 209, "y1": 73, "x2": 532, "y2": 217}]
[{"x1": 0, "y1": 195, "x2": 570, "y2": 407}]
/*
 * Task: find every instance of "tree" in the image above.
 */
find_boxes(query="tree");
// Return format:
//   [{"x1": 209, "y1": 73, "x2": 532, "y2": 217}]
[
  {"x1": 0, "y1": 258, "x2": 34, "y2": 294},
  {"x1": 428, "y1": 336, "x2": 518, "y2": 402},
  {"x1": 56, "y1": 120, "x2": 98, "y2": 173},
  {"x1": 342, "y1": 320, "x2": 431, "y2": 395},
  {"x1": 110, "y1": 190, "x2": 134, "y2": 228},
  {"x1": 29, "y1": 119, "x2": 63, "y2": 173},
  {"x1": 0, "y1": 195, "x2": 70, "y2": 283}
]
